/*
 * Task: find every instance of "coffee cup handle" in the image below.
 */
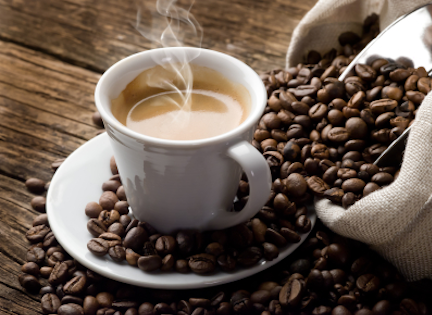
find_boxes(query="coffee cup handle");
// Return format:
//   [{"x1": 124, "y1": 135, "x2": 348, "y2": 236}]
[{"x1": 207, "y1": 140, "x2": 272, "y2": 230}]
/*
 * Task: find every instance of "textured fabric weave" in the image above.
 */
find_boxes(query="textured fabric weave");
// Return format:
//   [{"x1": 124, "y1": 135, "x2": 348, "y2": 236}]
[
  {"x1": 287, "y1": 0, "x2": 432, "y2": 281},
  {"x1": 286, "y1": 0, "x2": 432, "y2": 67}
]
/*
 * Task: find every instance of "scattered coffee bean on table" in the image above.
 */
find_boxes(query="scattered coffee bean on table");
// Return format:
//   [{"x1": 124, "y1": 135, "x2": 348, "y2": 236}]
[{"x1": 18, "y1": 13, "x2": 432, "y2": 315}]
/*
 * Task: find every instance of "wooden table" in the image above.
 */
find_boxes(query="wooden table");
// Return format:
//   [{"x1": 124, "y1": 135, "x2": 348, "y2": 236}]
[{"x1": 0, "y1": 0, "x2": 318, "y2": 313}]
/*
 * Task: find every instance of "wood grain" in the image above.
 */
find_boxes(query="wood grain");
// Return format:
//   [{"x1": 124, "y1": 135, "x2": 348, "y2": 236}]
[
  {"x1": 0, "y1": 0, "x2": 317, "y2": 313},
  {"x1": 0, "y1": 0, "x2": 316, "y2": 73}
]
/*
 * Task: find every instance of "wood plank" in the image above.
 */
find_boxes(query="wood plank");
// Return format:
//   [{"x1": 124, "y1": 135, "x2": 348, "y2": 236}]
[{"x1": 0, "y1": 0, "x2": 317, "y2": 73}]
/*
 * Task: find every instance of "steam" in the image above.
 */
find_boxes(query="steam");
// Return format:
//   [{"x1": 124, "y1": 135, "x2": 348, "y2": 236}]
[{"x1": 134, "y1": 0, "x2": 203, "y2": 117}]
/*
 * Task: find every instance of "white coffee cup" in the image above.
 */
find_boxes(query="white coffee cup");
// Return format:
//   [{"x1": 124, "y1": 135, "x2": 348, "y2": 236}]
[{"x1": 95, "y1": 47, "x2": 271, "y2": 234}]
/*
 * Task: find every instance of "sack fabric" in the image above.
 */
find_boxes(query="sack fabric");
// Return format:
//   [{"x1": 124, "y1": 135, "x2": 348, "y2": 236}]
[{"x1": 287, "y1": 0, "x2": 432, "y2": 281}]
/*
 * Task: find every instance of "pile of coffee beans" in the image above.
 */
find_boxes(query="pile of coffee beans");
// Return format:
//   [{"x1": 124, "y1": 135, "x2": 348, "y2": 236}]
[
  {"x1": 84, "y1": 155, "x2": 311, "y2": 274},
  {"x1": 21, "y1": 212, "x2": 432, "y2": 315},
  {"x1": 257, "y1": 16, "x2": 429, "y2": 208},
  {"x1": 18, "y1": 13, "x2": 432, "y2": 315}
]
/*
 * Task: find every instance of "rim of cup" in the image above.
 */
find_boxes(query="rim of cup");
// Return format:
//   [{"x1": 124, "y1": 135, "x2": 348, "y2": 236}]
[{"x1": 95, "y1": 47, "x2": 267, "y2": 148}]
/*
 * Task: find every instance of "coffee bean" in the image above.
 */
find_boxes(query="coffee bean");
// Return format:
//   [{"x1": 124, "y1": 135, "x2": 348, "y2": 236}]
[
  {"x1": 189, "y1": 254, "x2": 216, "y2": 274},
  {"x1": 25, "y1": 178, "x2": 46, "y2": 194},
  {"x1": 279, "y1": 278, "x2": 303, "y2": 308},
  {"x1": 87, "y1": 219, "x2": 107, "y2": 237},
  {"x1": 331, "y1": 305, "x2": 352, "y2": 315},
  {"x1": 342, "y1": 192, "x2": 357, "y2": 208},
  {"x1": 370, "y1": 99, "x2": 398, "y2": 115},
  {"x1": 356, "y1": 274, "x2": 380, "y2": 292},
  {"x1": 30, "y1": 196, "x2": 46, "y2": 212},
  {"x1": 328, "y1": 127, "x2": 350, "y2": 142},
  {"x1": 363, "y1": 182, "x2": 380, "y2": 196},
  {"x1": 262, "y1": 242, "x2": 279, "y2": 261},
  {"x1": 99, "y1": 210, "x2": 120, "y2": 227},
  {"x1": 237, "y1": 247, "x2": 262, "y2": 266},
  {"x1": 124, "y1": 226, "x2": 148, "y2": 251},
  {"x1": 137, "y1": 255, "x2": 162, "y2": 272},
  {"x1": 102, "y1": 180, "x2": 122, "y2": 193},
  {"x1": 283, "y1": 141, "x2": 300, "y2": 161},
  {"x1": 371, "y1": 172, "x2": 394, "y2": 185},
  {"x1": 285, "y1": 173, "x2": 307, "y2": 197},
  {"x1": 85, "y1": 202, "x2": 103, "y2": 218},
  {"x1": 21, "y1": 262, "x2": 40, "y2": 276},
  {"x1": 311, "y1": 144, "x2": 330, "y2": 160},
  {"x1": 342, "y1": 178, "x2": 365, "y2": 193},
  {"x1": 99, "y1": 191, "x2": 119, "y2": 210},
  {"x1": 19, "y1": 273, "x2": 41, "y2": 293},
  {"x1": 309, "y1": 103, "x2": 328, "y2": 121},
  {"x1": 107, "y1": 222, "x2": 125, "y2": 237},
  {"x1": 41, "y1": 293, "x2": 61, "y2": 314},
  {"x1": 63, "y1": 275, "x2": 87, "y2": 295},
  {"x1": 109, "y1": 245, "x2": 126, "y2": 262},
  {"x1": 26, "y1": 247, "x2": 45, "y2": 264},
  {"x1": 295, "y1": 215, "x2": 311, "y2": 233},
  {"x1": 265, "y1": 228, "x2": 287, "y2": 247},
  {"x1": 87, "y1": 238, "x2": 109, "y2": 256},
  {"x1": 125, "y1": 249, "x2": 140, "y2": 266},
  {"x1": 62, "y1": 295, "x2": 84, "y2": 306},
  {"x1": 323, "y1": 188, "x2": 344, "y2": 203},
  {"x1": 58, "y1": 303, "x2": 85, "y2": 315},
  {"x1": 307, "y1": 176, "x2": 330, "y2": 196}
]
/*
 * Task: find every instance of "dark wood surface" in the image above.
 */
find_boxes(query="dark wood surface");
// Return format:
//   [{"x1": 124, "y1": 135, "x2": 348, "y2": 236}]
[{"x1": 0, "y1": 0, "x2": 318, "y2": 313}]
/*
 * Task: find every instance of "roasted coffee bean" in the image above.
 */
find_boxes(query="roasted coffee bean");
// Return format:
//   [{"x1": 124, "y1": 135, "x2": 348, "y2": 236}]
[
  {"x1": 41, "y1": 293, "x2": 61, "y2": 314},
  {"x1": 58, "y1": 303, "x2": 85, "y2": 315},
  {"x1": 33, "y1": 214, "x2": 49, "y2": 227},
  {"x1": 264, "y1": 151, "x2": 284, "y2": 167},
  {"x1": 342, "y1": 192, "x2": 357, "y2": 208},
  {"x1": 265, "y1": 228, "x2": 287, "y2": 247},
  {"x1": 323, "y1": 188, "x2": 345, "y2": 203},
  {"x1": 356, "y1": 274, "x2": 380, "y2": 292},
  {"x1": 98, "y1": 210, "x2": 120, "y2": 227},
  {"x1": 342, "y1": 178, "x2": 366, "y2": 193},
  {"x1": 262, "y1": 242, "x2": 279, "y2": 261},
  {"x1": 125, "y1": 249, "x2": 140, "y2": 266},
  {"x1": 99, "y1": 191, "x2": 119, "y2": 210},
  {"x1": 87, "y1": 218, "x2": 107, "y2": 237},
  {"x1": 363, "y1": 182, "x2": 380, "y2": 196},
  {"x1": 237, "y1": 247, "x2": 262, "y2": 266},
  {"x1": 188, "y1": 254, "x2": 216, "y2": 274},
  {"x1": 283, "y1": 141, "x2": 300, "y2": 161},
  {"x1": 62, "y1": 295, "x2": 84, "y2": 306},
  {"x1": 155, "y1": 236, "x2": 176, "y2": 255},
  {"x1": 26, "y1": 224, "x2": 50, "y2": 243},
  {"x1": 124, "y1": 226, "x2": 148, "y2": 251},
  {"x1": 25, "y1": 178, "x2": 46, "y2": 194},
  {"x1": 19, "y1": 273, "x2": 41, "y2": 293},
  {"x1": 30, "y1": 196, "x2": 47, "y2": 213},
  {"x1": 307, "y1": 176, "x2": 330, "y2": 196},
  {"x1": 371, "y1": 172, "x2": 394, "y2": 185},
  {"x1": 331, "y1": 305, "x2": 352, "y2": 315},
  {"x1": 295, "y1": 215, "x2": 312, "y2": 233},
  {"x1": 370, "y1": 99, "x2": 398, "y2": 115},
  {"x1": 279, "y1": 278, "x2": 303, "y2": 308},
  {"x1": 87, "y1": 238, "x2": 109, "y2": 256},
  {"x1": 328, "y1": 127, "x2": 349, "y2": 142},
  {"x1": 22, "y1": 262, "x2": 40, "y2": 276},
  {"x1": 285, "y1": 173, "x2": 307, "y2": 197},
  {"x1": 309, "y1": 103, "x2": 328, "y2": 121},
  {"x1": 26, "y1": 247, "x2": 45, "y2": 264},
  {"x1": 312, "y1": 144, "x2": 330, "y2": 160},
  {"x1": 108, "y1": 245, "x2": 126, "y2": 262},
  {"x1": 63, "y1": 275, "x2": 87, "y2": 295},
  {"x1": 47, "y1": 251, "x2": 64, "y2": 267}
]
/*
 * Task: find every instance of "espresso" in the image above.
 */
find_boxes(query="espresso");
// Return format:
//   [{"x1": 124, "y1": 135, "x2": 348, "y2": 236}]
[{"x1": 111, "y1": 64, "x2": 251, "y2": 140}]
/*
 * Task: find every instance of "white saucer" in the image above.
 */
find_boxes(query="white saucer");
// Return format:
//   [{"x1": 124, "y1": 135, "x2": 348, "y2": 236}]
[{"x1": 47, "y1": 132, "x2": 316, "y2": 289}]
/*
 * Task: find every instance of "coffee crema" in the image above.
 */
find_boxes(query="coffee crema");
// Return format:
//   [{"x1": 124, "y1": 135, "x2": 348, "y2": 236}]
[{"x1": 111, "y1": 64, "x2": 251, "y2": 140}]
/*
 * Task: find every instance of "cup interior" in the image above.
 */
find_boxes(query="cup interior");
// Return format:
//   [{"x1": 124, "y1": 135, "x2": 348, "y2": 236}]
[{"x1": 95, "y1": 48, "x2": 267, "y2": 146}]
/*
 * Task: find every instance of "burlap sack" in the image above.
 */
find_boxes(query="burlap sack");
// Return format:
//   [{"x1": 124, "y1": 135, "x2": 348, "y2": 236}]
[{"x1": 287, "y1": 0, "x2": 432, "y2": 281}]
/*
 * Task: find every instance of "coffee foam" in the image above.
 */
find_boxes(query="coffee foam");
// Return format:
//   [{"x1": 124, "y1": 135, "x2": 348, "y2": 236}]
[{"x1": 111, "y1": 64, "x2": 251, "y2": 140}]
